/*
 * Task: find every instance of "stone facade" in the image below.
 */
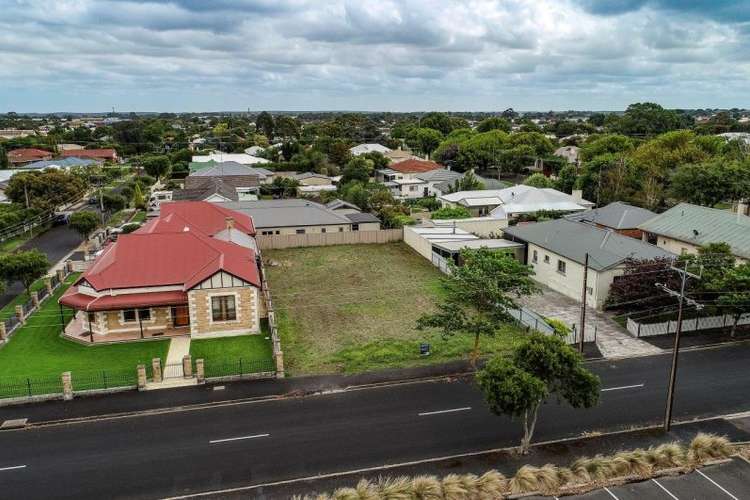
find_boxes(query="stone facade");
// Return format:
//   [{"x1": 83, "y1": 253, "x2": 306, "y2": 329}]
[{"x1": 188, "y1": 285, "x2": 259, "y2": 338}]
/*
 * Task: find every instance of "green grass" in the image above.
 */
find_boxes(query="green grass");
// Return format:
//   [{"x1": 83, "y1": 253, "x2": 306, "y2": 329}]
[
  {"x1": 0, "y1": 277, "x2": 48, "y2": 320},
  {"x1": 0, "y1": 274, "x2": 169, "y2": 397},
  {"x1": 190, "y1": 333, "x2": 273, "y2": 363},
  {"x1": 265, "y1": 242, "x2": 523, "y2": 375},
  {"x1": 107, "y1": 209, "x2": 135, "y2": 227},
  {"x1": 0, "y1": 223, "x2": 52, "y2": 255},
  {"x1": 131, "y1": 210, "x2": 147, "y2": 223}
]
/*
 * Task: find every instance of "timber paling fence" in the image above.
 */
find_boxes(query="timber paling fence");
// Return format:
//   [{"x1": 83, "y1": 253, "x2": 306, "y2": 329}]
[
  {"x1": 627, "y1": 312, "x2": 750, "y2": 338},
  {"x1": 256, "y1": 228, "x2": 403, "y2": 249}
]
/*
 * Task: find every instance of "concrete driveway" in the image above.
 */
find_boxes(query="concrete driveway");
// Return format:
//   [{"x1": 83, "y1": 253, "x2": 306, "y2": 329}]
[{"x1": 519, "y1": 285, "x2": 662, "y2": 358}]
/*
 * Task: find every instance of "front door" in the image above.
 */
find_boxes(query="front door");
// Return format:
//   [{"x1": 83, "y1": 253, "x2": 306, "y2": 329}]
[{"x1": 172, "y1": 305, "x2": 190, "y2": 327}]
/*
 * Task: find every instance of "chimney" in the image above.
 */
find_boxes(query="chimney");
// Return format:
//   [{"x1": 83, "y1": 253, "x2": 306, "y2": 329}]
[
  {"x1": 571, "y1": 189, "x2": 583, "y2": 202},
  {"x1": 225, "y1": 217, "x2": 235, "y2": 230},
  {"x1": 738, "y1": 200, "x2": 748, "y2": 219}
]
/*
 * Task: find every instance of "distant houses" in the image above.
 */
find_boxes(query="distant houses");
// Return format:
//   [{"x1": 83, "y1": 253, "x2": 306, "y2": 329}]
[
  {"x1": 191, "y1": 153, "x2": 270, "y2": 165},
  {"x1": 350, "y1": 143, "x2": 391, "y2": 156},
  {"x1": 7, "y1": 148, "x2": 53, "y2": 166},
  {"x1": 566, "y1": 201, "x2": 656, "y2": 239},
  {"x1": 440, "y1": 185, "x2": 594, "y2": 218},
  {"x1": 60, "y1": 148, "x2": 118, "y2": 162}
]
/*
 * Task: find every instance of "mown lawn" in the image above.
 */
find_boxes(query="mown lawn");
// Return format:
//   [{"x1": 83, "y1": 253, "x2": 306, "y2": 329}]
[
  {"x1": 190, "y1": 331, "x2": 274, "y2": 376},
  {"x1": 265, "y1": 242, "x2": 525, "y2": 375},
  {"x1": 0, "y1": 274, "x2": 169, "y2": 396}
]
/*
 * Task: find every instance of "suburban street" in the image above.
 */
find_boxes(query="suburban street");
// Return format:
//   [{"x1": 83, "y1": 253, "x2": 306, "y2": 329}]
[{"x1": 0, "y1": 342, "x2": 748, "y2": 499}]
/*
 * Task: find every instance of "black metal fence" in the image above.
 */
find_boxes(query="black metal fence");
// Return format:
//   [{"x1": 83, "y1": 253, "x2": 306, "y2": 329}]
[
  {"x1": 203, "y1": 358, "x2": 276, "y2": 379},
  {"x1": 0, "y1": 375, "x2": 64, "y2": 399},
  {"x1": 72, "y1": 370, "x2": 138, "y2": 392}
]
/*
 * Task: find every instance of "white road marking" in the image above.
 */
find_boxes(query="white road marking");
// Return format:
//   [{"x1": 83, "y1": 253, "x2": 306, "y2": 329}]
[
  {"x1": 604, "y1": 487, "x2": 620, "y2": 499},
  {"x1": 697, "y1": 469, "x2": 739, "y2": 500},
  {"x1": 0, "y1": 465, "x2": 26, "y2": 472},
  {"x1": 209, "y1": 433, "x2": 269, "y2": 444},
  {"x1": 212, "y1": 386, "x2": 225, "y2": 391},
  {"x1": 601, "y1": 383, "x2": 645, "y2": 392},
  {"x1": 418, "y1": 407, "x2": 471, "y2": 416},
  {"x1": 652, "y1": 479, "x2": 680, "y2": 500}
]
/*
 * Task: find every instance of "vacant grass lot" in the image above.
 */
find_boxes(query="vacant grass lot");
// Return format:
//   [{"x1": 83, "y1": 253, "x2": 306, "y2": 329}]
[
  {"x1": 0, "y1": 274, "x2": 169, "y2": 397},
  {"x1": 265, "y1": 243, "x2": 526, "y2": 375}
]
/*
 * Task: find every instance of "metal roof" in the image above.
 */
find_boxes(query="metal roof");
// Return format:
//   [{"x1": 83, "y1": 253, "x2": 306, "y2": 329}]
[
  {"x1": 638, "y1": 203, "x2": 750, "y2": 259},
  {"x1": 415, "y1": 169, "x2": 463, "y2": 183},
  {"x1": 566, "y1": 202, "x2": 657, "y2": 229},
  {"x1": 433, "y1": 239, "x2": 523, "y2": 253},
  {"x1": 190, "y1": 162, "x2": 269, "y2": 178},
  {"x1": 345, "y1": 212, "x2": 381, "y2": 224},
  {"x1": 219, "y1": 199, "x2": 352, "y2": 228},
  {"x1": 503, "y1": 219, "x2": 674, "y2": 271}
]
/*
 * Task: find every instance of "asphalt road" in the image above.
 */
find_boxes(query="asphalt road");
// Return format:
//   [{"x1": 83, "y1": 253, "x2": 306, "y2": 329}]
[{"x1": 0, "y1": 343, "x2": 749, "y2": 499}]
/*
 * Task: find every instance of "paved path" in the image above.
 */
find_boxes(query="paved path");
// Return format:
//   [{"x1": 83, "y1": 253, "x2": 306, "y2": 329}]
[
  {"x1": 520, "y1": 286, "x2": 663, "y2": 358},
  {"x1": 1, "y1": 343, "x2": 749, "y2": 499},
  {"x1": 165, "y1": 336, "x2": 191, "y2": 366}
]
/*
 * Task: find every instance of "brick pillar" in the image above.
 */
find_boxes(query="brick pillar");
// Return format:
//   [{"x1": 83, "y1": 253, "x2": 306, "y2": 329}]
[
  {"x1": 31, "y1": 291, "x2": 39, "y2": 308},
  {"x1": 0, "y1": 322, "x2": 6, "y2": 341},
  {"x1": 151, "y1": 358, "x2": 162, "y2": 383},
  {"x1": 56, "y1": 268, "x2": 65, "y2": 283},
  {"x1": 137, "y1": 364, "x2": 147, "y2": 390},
  {"x1": 66, "y1": 259, "x2": 73, "y2": 273},
  {"x1": 45, "y1": 278, "x2": 53, "y2": 295},
  {"x1": 182, "y1": 355, "x2": 193, "y2": 378},
  {"x1": 275, "y1": 351, "x2": 285, "y2": 378},
  {"x1": 196, "y1": 359, "x2": 205, "y2": 383},
  {"x1": 61, "y1": 372, "x2": 73, "y2": 401},
  {"x1": 15, "y1": 305, "x2": 24, "y2": 323}
]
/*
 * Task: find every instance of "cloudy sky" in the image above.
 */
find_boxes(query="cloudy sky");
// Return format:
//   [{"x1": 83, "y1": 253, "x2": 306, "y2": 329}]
[{"x1": 1, "y1": 0, "x2": 749, "y2": 112}]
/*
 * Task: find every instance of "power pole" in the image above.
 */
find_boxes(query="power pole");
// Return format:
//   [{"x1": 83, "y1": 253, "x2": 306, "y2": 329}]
[
  {"x1": 656, "y1": 262, "x2": 703, "y2": 432},
  {"x1": 578, "y1": 252, "x2": 589, "y2": 353}
]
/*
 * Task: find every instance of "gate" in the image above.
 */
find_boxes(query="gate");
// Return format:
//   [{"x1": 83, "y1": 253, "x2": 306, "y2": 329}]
[{"x1": 162, "y1": 362, "x2": 184, "y2": 380}]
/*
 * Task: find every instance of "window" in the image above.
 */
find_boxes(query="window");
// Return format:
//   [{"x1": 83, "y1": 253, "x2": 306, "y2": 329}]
[
  {"x1": 557, "y1": 260, "x2": 566, "y2": 275},
  {"x1": 275, "y1": 231, "x2": 280, "y2": 235},
  {"x1": 352, "y1": 223, "x2": 360, "y2": 231},
  {"x1": 532, "y1": 250, "x2": 538, "y2": 263},
  {"x1": 211, "y1": 296, "x2": 237, "y2": 322},
  {"x1": 138, "y1": 308, "x2": 151, "y2": 321},
  {"x1": 321, "y1": 228, "x2": 326, "y2": 233},
  {"x1": 338, "y1": 227, "x2": 344, "y2": 232},
  {"x1": 123, "y1": 309, "x2": 137, "y2": 322},
  {"x1": 409, "y1": 185, "x2": 418, "y2": 192},
  {"x1": 587, "y1": 286, "x2": 593, "y2": 296},
  {"x1": 296, "y1": 229, "x2": 306, "y2": 234},
  {"x1": 544, "y1": 255, "x2": 550, "y2": 264},
  {"x1": 261, "y1": 230, "x2": 273, "y2": 235}
]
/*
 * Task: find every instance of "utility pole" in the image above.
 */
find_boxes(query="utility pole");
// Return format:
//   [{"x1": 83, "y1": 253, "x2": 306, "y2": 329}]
[
  {"x1": 656, "y1": 261, "x2": 703, "y2": 432},
  {"x1": 578, "y1": 252, "x2": 589, "y2": 353}
]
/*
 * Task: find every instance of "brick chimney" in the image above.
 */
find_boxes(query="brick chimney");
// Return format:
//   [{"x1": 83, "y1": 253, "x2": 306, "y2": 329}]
[{"x1": 225, "y1": 217, "x2": 235, "y2": 230}]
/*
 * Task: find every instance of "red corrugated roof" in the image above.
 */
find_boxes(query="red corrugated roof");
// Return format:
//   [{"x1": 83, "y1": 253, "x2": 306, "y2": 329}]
[
  {"x1": 145, "y1": 201, "x2": 256, "y2": 236},
  {"x1": 7, "y1": 148, "x2": 52, "y2": 162},
  {"x1": 60, "y1": 289, "x2": 187, "y2": 311},
  {"x1": 389, "y1": 159, "x2": 441, "y2": 173},
  {"x1": 79, "y1": 229, "x2": 260, "y2": 291},
  {"x1": 60, "y1": 149, "x2": 117, "y2": 159}
]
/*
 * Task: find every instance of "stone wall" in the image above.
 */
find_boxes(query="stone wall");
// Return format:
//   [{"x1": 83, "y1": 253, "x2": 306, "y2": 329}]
[{"x1": 188, "y1": 286, "x2": 259, "y2": 337}]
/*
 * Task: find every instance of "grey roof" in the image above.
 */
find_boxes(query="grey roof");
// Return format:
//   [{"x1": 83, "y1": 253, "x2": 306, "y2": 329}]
[
  {"x1": 503, "y1": 219, "x2": 674, "y2": 271},
  {"x1": 345, "y1": 212, "x2": 381, "y2": 224},
  {"x1": 415, "y1": 169, "x2": 463, "y2": 183},
  {"x1": 433, "y1": 239, "x2": 523, "y2": 253},
  {"x1": 172, "y1": 178, "x2": 238, "y2": 202},
  {"x1": 638, "y1": 203, "x2": 750, "y2": 259},
  {"x1": 566, "y1": 202, "x2": 657, "y2": 230},
  {"x1": 294, "y1": 172, "x2": 330, "y2": 181},
  {"x1": 326, "y1": 199, "x2": 361, "y2": 211},
  {"x1": 218, "y1": 199, "x2": 352, "y2": 228},
  {"x1": 434, "y1": 175, "x2": 510, "y2": 194},
  {"x1": 190, "y1": 162, "x2": 268, "y2": 178}
]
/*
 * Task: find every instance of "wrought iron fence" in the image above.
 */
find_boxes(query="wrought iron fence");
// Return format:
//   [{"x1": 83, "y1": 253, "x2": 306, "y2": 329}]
[
  {"x1": 50, "y1": 274, "x2": 60, "y2": 289},
  {"x1": 0, "y1": 375, "x2": 63, "y2": 400},
  {"x1": 37, "y1": 287, "x2": 49, "y2": 301},
  {"x1": 203, "y1": 358, "x2": 275, "y2": 379},
  {"x1": 72, "y1": 370, "x2": 138, "y2": 392}
]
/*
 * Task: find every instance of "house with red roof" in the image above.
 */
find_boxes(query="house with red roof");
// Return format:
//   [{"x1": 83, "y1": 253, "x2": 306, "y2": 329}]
[
  {"x1": 375, "y1": 159, "x2": 443, "y2": 199},
  {"x1": 60, "y1": 148, "x2": 118, "y2": 162},
  {"x1": 60, "y1": 201, "x2": 264, "y2": 343},
  {"x1": 7, "y1": 148, "x2": 53, "y2": 166}
]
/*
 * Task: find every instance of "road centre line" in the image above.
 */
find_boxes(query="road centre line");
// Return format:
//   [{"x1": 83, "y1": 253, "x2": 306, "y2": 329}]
[
  {"x1": 209, "y1": 433, "x2": 270, "y2": 444},
  {"x1": 652, "y1": 479, "x2": 679, "y2": 500},
  {"x1": 0, "y1": 465, "x2": 27, "y2": 472},
  {"x1": 696, "y1": 469, "x2": 739, "y2": 500},
  {"x1": 418, "y1": 407, "x2": 471, "y2": 416},
  {"x1": 601, "y1": 383, "x2": 645, "y2": 392}
]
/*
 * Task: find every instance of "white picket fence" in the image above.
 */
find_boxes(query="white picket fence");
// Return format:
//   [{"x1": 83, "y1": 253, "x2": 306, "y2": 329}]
[{"x1": 627, "y1": 313, "x2": 750, "y2": 338}]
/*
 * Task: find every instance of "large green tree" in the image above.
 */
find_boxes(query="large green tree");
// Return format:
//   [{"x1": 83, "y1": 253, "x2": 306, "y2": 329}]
[
  {"x1": 670, "y1": 159, "x2": 750, "y2": 208},
  {"x1": 477, "y1": 334, "x2": 600, "y2": 453},
  {"x1": 407, "y1": 127, "x2": 443, "y2": 159},
  {"x1": 5, "y1": 170, "x2": 87, "y2": 211},
  {"x1": 417, "y1": 248, "x2": 539, "y2": 365},
  {"x1": 476, "y1": 117, "x2": 511, "y2": 133},
  {"x1": 142, "y1": 155, "x2": 171, "y2": 180},
  {"x1": 69, "y1": 210, "x2": 100, "y2": 250},
  {"x1": 255, "y1": 111, "x2": 275, "y2": 140},
  {"x1": 715, "y1": 264, "x2": 750, "y2": 337},
  {"x1": 0, "y1": 249, "x2": 50, "y2": 299}
]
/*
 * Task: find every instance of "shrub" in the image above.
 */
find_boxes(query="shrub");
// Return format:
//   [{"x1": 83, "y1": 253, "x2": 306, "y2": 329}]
[
  {"x1": 411, "y1": 475, "x2": 442, "y2": 500},
  {"x1": 431, "y1": 206, "x2": 471, "y2": 220},
  {"x1": 416, "y1": 197, "x2": 441, "y2": 211},
  {"x1": 544, "y1": 317, "x2": 571, "y2": 338},
  {"x1": 688, "y1": 433, "x2": 732, "y2": 464}
]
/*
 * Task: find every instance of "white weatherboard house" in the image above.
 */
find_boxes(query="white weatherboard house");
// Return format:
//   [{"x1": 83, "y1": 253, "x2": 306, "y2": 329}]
[
  {"x1": 504, "y1": 219, "x2": 674, "y2": 309},
  {"x1": 440, "y1": 185, "x2": 594, "y2": 218},
  {"x1": 350, "y1": 143, "x2": 392, "y2": 156}
]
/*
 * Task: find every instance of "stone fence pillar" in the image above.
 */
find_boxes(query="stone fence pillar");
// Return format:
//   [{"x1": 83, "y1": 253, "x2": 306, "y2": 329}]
[
  {"x1": 61, "y1": 372, "x2": 73, "y2": 401},
  {"x1": 182, "y1": 355, "x2": 193, "y2": 378},
  {"x1": 31, "y1": 291, "x2": 40, "y2": 308},
  {"x1": 15, "y1": 305, "x2": 24, "y2": 323},
  {"x1": 0, "y1": 322, "x2": 6, "y2": 342},
  {"x1": 45, "y1": 278, "x2": 53, "y2": 295},
  {"x1": 56, "y1": 268, "x2": 66, "y2": 283},
  {"x1": 66, "y1": 259, "x2": 74, "y2": 273},
  {"x1": 137, "y1": 364, "x2": 147, "y2": 390},
  {"x1": 275, "y1": 351, "x2": 285, "y2": 378},
  {"x1": 151, "y1": 358, "x2": 162, "y2": 383},
  {"x1": 196, "y1": 359, "x2": 205, "y2": 384}
]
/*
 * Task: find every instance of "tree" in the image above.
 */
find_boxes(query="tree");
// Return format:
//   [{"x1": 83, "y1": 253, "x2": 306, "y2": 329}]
[
  {"x1": 5, "y1": 170, "x2": 87, "y2": 211},
  {"x1": 341, "y1": 157, "x2": 373, "y2": 185},
  {"x1": 419, "y1": 112, "x2": 454, "y2": 135},
  {"x1": 476, "y1": 117, "x2": 511, "y2": 133},
  {"x1": 417, "y1": 248, "x2": 539, "y2": 365},
  {"x1": 431, "y1": 206, "x2": 471, "y2": 219},
  {"x1": 142, "y1": 155, "x2": 171, "y2": 180},
  {"x1": 448, "y1": 170, "x2": 485, "y2": 193},
  {"x1": 523, "y1": 173, "x2": 554, "y2": 188},
  {"x1": 102, "y1": 192, "x2": 127, "y2": 212},
  {"x1": 0, "y1": 145, "x2": 8, "y2": 169},
  {"x1": 407, "y1": 128, "x2": 443, "y2": 159},
  {"x1": 671, "y1": 159, "x2": 750, "y2": 208},
  {"x1": 132, "y1": 183, "x2": 146, "y2": 210},
  {"x1": 0, "y1": 250, "x2": 50, "y2": 300},
  {"x1": 615, "y1": 102, "x2": 683, "y2": 136},
  {"x1": 715, "y1": 264, "x2": 750, "y2": 337},
  {"x1": 255, "y1": 111, "x2": 275, "y2": 140},
  {"x1": 69, "y1": 211, "x2": 99, "y2": 250},
  {"x1": 555, "y1": 165, "x2": 578, "y2": 194},
  {"x1": 275, "y1": 116, "x2": 301, "y2": 140},
  {"x1": 476, "y1": 334, "x2": 600, "y2": 453},
  {"x1": 454, "y1": 130, "x2": 510, "y2": 172},
  {"x1": 605, "y1": 257, "x2": 682, "y2": 312}
]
